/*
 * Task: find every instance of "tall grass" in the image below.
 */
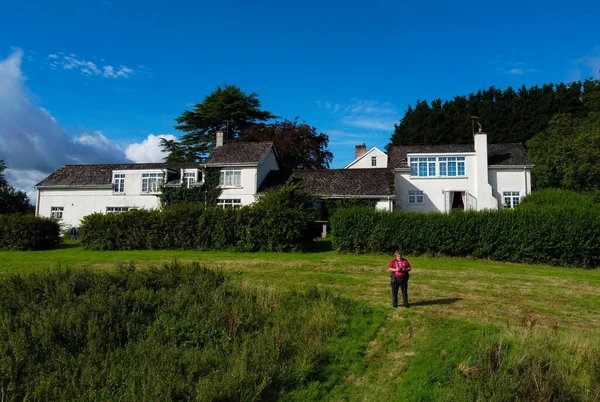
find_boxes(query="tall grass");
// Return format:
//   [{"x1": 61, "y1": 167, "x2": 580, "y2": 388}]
[{"x1": 0, "y1": 261, "x2": 380, "y2": 401}]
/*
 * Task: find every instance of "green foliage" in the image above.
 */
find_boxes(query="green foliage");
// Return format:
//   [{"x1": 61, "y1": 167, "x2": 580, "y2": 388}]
[
  {"x1": 81, "y1": 180, "x2": 315, "y2": 252},
  {"x1": 528, "y1": 112, "x2": 600, "y2": 191},
  {"x1": 319, "y1": 198, "x2": 377, "y2": 221},
  {"x1": 0, "y1": 262, "x2": 375, "y2": 401},
  {"x1": 331, "y1": 207, "x2": 600, "y2": 267},
  {"x1": 162, "y1": 85, "x2": 276, "y2": 162},
  {"x1": 397, "y1": 319, "x2": 600, "y2": 401},
  {"x1": 518, "y1": 188, "x2": 600, "y2": 210},
  {"x1": 0, "y1": 160, "x2": 30, "y2": 215},
  {"x1": 0, "y1": 214, "x2": 61, "y2": 250},
  {"x1": 390, "y1": 79, "x2": 600, "y2": 147},
  {"x1": 158, "y1": 167, "x2": 222, "y2": 207}
]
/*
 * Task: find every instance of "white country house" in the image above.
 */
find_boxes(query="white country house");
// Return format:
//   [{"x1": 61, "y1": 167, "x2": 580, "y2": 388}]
[
  {"x1": 35, "y1": 136, "x2": 278, "y2": 227},
  {"x1": 35, "y1": 129, "x2": 532, "y2": 227},
  {"x1": 344, "y1": 143, "x2": 388, "y2": 169},
  {"x1": 387, "y1": 130, "x2": 532, "y2": 212}
]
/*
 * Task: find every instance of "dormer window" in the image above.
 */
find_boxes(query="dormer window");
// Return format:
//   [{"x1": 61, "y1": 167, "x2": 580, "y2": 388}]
[
  {"x1": 410, "y1": 156, "x2": 466, "y2": 177},
  {"x1": 113, "y1": 174, "x2": 125, "y2": 193},
  {"x1": 371, "y1": 156, "x2": 377, "y2": 166},
  {"x1": 183, "y1": 171, "x2": 196, "y2": 187},
  {"x1": 141, "y1": 173, "x2": 162, "y2": 193}
]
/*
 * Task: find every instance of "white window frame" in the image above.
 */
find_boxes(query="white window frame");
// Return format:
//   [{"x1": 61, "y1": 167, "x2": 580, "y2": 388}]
[
  {"x1": 50, "y1": 206, "x2": 64, "y2": 219},
  {"x1": 503, "y1": 191, "x2": 520, "y2": 208},
  {"x1": 409, "y1": 156, "x2": 466, "y2": 178},
  {"x1": 113, "y1": 173, "x2": 125, "y2": 193},
  {"x1": 141, "y1": 172, "x2": 163, "y2": 194},
  {"x1": 217, "y1": 199, "x2": 242, "y2": 209},
  {"x1": 408, "y1": 190, "x2": 424, "y2": 205},
  {"x1": 106, "y1": 207, "x2": 135, "y2": 214},
  {"x1": 183, "y1": 171, "x2": 196, "y2": 187},
  {"x1": 219, "y1": 169, "x2": 242, "y2": 188},
  {"x1": 371, "y1": 156, "x2": 377, "y2": 166}
]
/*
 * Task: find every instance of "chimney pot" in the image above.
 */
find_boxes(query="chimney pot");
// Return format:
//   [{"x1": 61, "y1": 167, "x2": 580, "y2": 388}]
[{"x1": 355, "y1": 143, "x2": 367, "y2": 159}]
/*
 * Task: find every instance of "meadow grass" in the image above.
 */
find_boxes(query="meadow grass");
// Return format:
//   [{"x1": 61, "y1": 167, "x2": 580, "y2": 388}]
[{"x1": 1, "y1": 242, "x2": 599, "y2": 400}]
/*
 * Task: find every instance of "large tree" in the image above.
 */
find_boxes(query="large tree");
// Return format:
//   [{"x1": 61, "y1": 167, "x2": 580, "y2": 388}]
[
  {"x1": 528, "y1": 112, "x2": 600, "y2": 191},
  {"x1": 162, "y1": 85, "x2": 276, "y2": 162},
  {"x1": 239, "y1": 119, "x2": 333, "y2": 172},
  {"x1": 0, "y1": 160, "x2": 31, "y2": 214}
]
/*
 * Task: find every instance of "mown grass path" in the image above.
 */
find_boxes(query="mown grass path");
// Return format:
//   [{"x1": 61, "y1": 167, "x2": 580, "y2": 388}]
[{"x1": 2, "y1": 243, "x2": 599, "y2": 400}]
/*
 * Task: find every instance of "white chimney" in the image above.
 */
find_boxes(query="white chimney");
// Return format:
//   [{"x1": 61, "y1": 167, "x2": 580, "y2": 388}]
[
  {"x1": 474, "y1": 130, "x2": 497, "y2": 209},
  {"x1": 216, "y1": 131, "x2": 224, "y2": 148}
]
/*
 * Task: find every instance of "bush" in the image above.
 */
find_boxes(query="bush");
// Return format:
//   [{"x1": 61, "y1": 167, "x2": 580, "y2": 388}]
[
  {"x1": 330, "y1": 207, "x2": 600, "y2": 267},
  {"x1": 80, "y1": 180, "x2": 315, "y2": 252},
  {"x1": 0, "y1": 262, "x2": 372, "y2": 401},
  {"x1": 518, "y1": 188, "x2": 600, "y2": 210},
  {"x1": 0, "y1": 214, "x2": 61, "y2": 250}
]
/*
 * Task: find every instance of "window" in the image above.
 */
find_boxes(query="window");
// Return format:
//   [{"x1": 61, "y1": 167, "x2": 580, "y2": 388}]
[
  {"x1": 106, "y1": 207, "x2": 134, "y2": 214},
  {"x1": 503, "y1": 191, "x2": 520, "y2": 208},
  {"x1": 142, "y1": 173, "x2": 162, "y2": 193},
  {"x1": 183, "y1": 171, "x2": 196, "y2": 187},
  {"x1": 50, "y1": 206, "x2": 64, "y2": 219},
  {"x1": 219, "y1": 169, "x2": 241, "y2": 187},
  {"x1": 410, "y1": 156, "x2": 465, "y2": 177},
  {"x1": 113, "y1": 174, "x2": 125, "y2": 193},
  {"x1": 371, "y1": 156, "x2": 377, "y2": 166},
  {"x1": 408, "y1": 190, "x2": 424, "y2": 204},
  {"x1": 217, "y1": 199, "x2": 242, "y2": 209}
]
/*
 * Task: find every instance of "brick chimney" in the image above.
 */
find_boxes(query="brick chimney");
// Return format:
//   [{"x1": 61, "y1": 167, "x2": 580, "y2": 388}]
[
  {"x1": 355, "y1": 144, "x2": 367, "y2": 159},
  {"x1": 216, "y1": 131, "x2": 224, "y2": 148}
]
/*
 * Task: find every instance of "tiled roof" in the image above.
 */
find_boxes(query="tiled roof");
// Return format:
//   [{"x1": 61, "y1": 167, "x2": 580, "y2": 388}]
[
  {"x1": 204, "y1": 141, "x2": 273, "y2": 165},
  {"x1": 36, "y1": 162, "x2": 199, "y2": 187},
  {"x1": 388, "y1": 143, "x2": 532, "y2": 168},
  {"x1": 290, "y1": 168, "x2": 394, "y2": 196}
]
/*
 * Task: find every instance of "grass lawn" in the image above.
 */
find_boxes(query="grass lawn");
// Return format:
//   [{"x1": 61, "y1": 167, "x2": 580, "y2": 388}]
[{"x1": 2, "y1": 241, "x2": 599, "y2": 400}]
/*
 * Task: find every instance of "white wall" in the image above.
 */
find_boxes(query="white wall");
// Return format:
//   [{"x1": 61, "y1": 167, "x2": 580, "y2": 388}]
[
  {"x1": 488, "y1": 167, "x2": 532, "y2": 208},
  {"x1": 375, "y1": 198, "x2": 393, "y2": 211},
  {"x1": 37, "y1": 187, "x2": 161, "y2": 227},
  {"x1": 217, "y1": 166, "x2": 259, "y2": 205},
  {"x1": 395, "y1": 154, "x2": 479, "y2": 212},
  {"x1": 345, "y1": 148, "x2": 388, "y2": 169}
]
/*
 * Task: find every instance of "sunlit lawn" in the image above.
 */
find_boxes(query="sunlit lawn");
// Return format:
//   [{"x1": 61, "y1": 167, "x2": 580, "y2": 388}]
[{"x1": 2, "y1": 241, "x2": 599, "y2": 400}]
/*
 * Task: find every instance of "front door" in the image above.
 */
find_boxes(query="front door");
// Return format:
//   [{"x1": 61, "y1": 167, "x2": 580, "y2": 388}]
[{"x1": 445, "y1": 191, "x2": 466, "y2": 212}]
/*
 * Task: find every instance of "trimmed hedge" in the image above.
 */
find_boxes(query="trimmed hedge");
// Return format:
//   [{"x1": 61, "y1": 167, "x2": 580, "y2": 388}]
[
  {"x1": 0, "y1": 214, "x2": 61, "y2": 251},
  {"x1": 80, "y1": 180, "x2": 315, "y2": 252},
  {"x1": 331, "y1": 207, "x2": 600, "y2": 267}
]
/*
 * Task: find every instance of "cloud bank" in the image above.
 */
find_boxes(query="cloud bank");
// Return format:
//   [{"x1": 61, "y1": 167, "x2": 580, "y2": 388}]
[{"x1": 0, "y1": 49, "x2": 174, "y2": 200}]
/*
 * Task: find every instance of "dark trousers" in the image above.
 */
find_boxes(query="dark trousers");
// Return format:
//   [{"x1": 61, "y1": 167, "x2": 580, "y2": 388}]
[{"x1": 391, "y1": 278, "x2": 409, "y2": 307}]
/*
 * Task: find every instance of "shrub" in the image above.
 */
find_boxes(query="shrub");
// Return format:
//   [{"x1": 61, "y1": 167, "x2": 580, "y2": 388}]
[
  {"x1": 0, "y1": 262, "x2": 372, "y2": 401},
  {"x1": 80, "y1": 180, "x2": 316, "y2": 252},
  {"x1": 330, "y1": 207, "x2": 600, "y2": 267},
  {"x1": 518, "y1": 188, "x2": 600, "y2": 210},
  {"x1": 0, "y1": 214, "x2": 61, "y2": 250}
]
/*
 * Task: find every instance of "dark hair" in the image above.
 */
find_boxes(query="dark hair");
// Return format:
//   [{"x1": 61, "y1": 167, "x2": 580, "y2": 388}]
[{"x1": 395, "y1": 249, "x2": 402, "y2": 255}]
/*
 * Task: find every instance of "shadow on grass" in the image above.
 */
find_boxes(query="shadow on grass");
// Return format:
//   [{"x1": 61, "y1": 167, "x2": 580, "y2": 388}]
[
  {"x1": 411, "y1": 298, "x2": 462, "y2": 307},
  {"x1": 56, "y1": 242, "x2": 81, "y2": 250},
  {"x1": 306, "y1": 238, "x2": 333, "y2": 253}
]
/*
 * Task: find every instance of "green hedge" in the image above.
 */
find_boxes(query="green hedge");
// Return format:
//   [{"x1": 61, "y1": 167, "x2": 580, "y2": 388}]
[
  {"x1": 0, "y1": 214, "x2": 61, "y2": 251},
  {"x1": 331, "y1": 207, "x2": 600, "y2": 267},
  {"x1": 80, "y1": 180, "x2": 315, "y2": 252}
]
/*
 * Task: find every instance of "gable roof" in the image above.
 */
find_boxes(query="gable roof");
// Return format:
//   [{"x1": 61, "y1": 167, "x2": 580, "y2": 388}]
[
  {"x1": 35, "y1": 162, "x2": 199, "y2": 187},
  {"x1": 204, "y1": 141, "x2": 274, "y2": 166},
  {"x1": 344, "y1": 147, "x2": 386, "y2": 169},
  {"x1": 290, "y1": 168, "x2": 394, "y2": 196},
  {"x1": 387, "y1": 143, "x2": 532, "y2": 169}
]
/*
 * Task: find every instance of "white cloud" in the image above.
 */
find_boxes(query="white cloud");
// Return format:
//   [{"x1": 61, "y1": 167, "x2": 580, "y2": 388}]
[
  {"x1": 0, "y1": 49, "x2": 131, "y2": 198},
  {"x1": 318, "y1": 99, "x2": 399, "y2": 132},
  {"x1": 125, "y1": 134, "x2": 177, "y2": 163},
  {"x1": 505, "y1": 68, "x2": 524, "y2": 75},
  {"x1": 47, "y1": 53, "x2": 136, "y2": 79},
  {"x1": 571, "y1": 50, "x2": 600, "y2": 80}
]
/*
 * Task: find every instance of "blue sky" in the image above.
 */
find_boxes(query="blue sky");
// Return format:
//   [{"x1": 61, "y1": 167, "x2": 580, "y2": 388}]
[{"x1": 1, "y1": 0, "x2": 599, "y2": 194}]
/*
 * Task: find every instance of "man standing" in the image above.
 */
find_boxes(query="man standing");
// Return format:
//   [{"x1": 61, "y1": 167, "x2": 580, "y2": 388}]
[{"x1": 388, "y1": 249, "x2": 411, "y2": 308}]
